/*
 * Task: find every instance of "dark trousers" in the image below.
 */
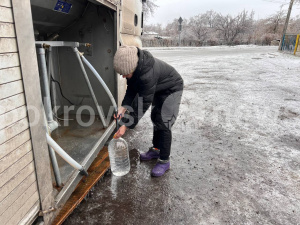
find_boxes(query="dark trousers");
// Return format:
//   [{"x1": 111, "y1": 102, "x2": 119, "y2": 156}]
[{"x1": 151, "y1": 89, "x2": 183, "y2": 160}]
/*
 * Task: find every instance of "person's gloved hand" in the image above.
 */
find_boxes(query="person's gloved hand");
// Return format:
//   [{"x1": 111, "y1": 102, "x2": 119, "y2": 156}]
[
  {"x1": 114, "y1": 125, "x2": 127, "y2": 139},
  {"x1": 114, "y1": 106, "x2": 127, "y2": 119}
]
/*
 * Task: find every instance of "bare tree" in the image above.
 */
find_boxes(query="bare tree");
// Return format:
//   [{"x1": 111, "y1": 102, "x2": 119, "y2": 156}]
[
  {"x1": 214, "y1": 10, "x2": 254, "y2": 44},
  {"x1": 204, "y1": 10, "x2": 218, "y2": 28},
  {"x1": 265, "y1": 7, "x2": 286, "y2": 34},
  {"x1": 143, "y1": 23, "x2": 163, "y2": 35},
  {"x1": 188, "y1": 14, "x2": 210, "y2": 42},
  {"x1": 142, "y1": 3, "x2": 299, "y2": 47},
  {"x1": 142, "y1": 0, "x2": 158, "y2": 20},
  {"x1": 163, "y1": 19, "x2": 180, "y2": 37},
  {"x1": 187, "y1": 11, "x2": 218, "y2": 42},
  {"x1": 288, "y1": 16, "x2": 300, "y2": 33}
]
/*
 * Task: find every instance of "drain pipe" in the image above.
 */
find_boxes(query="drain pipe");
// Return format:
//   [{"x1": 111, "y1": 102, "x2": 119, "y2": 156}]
[
  {"x1": 46, "y1": 47, "x2": 52, "y2": 85},
  {"x1": 73, "y1": 47, "x2": 108, "y2": 128},
  {"x1": 37, "y1": 47, "x2": 58, "y2": 133},
  {"x1": 46, "y1": 133, "x2": 88, "y2": 177},
  {"x1": 80, "y1": 55, "x2": 118, "y2": 113}
]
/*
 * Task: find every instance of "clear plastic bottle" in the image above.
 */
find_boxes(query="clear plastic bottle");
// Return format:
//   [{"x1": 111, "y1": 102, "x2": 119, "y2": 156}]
[{"x1": 108, "y1": 137, "x2": 130, "y2": 176}]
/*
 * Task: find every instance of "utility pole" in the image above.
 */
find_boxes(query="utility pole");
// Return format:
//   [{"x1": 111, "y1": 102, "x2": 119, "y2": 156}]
[
  {"x1": 279, "y1": 0, "x2": 295, "y2": 50},
  {"x1": 178, "y1": 17, "x2": 183, "y2": 46}
]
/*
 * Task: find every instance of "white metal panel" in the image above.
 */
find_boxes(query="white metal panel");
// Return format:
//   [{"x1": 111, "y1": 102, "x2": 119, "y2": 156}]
[
  {"x1": 0, "y1": 93, "x2": 26, "y2": 115},
  {"x1": 0, "y1": 105, "x2": 27, "y2": 130},
  {"x1": 0, "y1": 38, "x2": 18, "y2": 53},
  {"x1": 0, "y1": 118, "x2": 29, "y2": 145},
  {"x1": 0, "y1": 172, "x2": 36, "y2": 215},
  {"x1": 120, "y1": 33, "x2": 142, "y2": 48},
  {"x1": 120, "y1": 0, "x2": 143, "y2": 37},
  {"x1": 0, "y1": 67, "x2": 22, "y2": 85},
  {"x1": 11, "y1": 0, "x2": 54, "y2": 222},
  {"x1": 0, "y1": 0, "x2": 12, "y2": 7},
  {"x1": 0, "y1": 140, "x2": 32, "y2": 174},
  {"x1": 0, "y1": 150, "x2": 33, "y2": 187},
  {"x1": 1, "y1": 182, "x2": 38, "y2": 225},
  {"x1": 0, "y1": 129, "x2": 30, "y2": 159},
  {"x1": 0, "y1": 3, "x2": 41, "y2": 224},
  {"x1": 0, "y1": 80, "x2": 24, "y2": 100},
  {"x1": 0, "y1": 23, "x2": 16, "y2": 37},
  {"x1": 18, "y1": 202, "x2": 40, "y2": 225},
  {"x1": 0, "y1": 163, "x2": 35, "y2": 202},
  {"x1": 0, "y1": 6, "x2": 14, "y2": 23},
  {"x1": 0, "y1": 53, "x2": 20, "y2": 69}
]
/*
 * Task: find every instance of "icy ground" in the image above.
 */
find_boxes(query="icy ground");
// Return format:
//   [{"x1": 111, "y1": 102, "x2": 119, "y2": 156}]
[{"x1": 65, "y1": 46, "x2": 300, "y2": 225}]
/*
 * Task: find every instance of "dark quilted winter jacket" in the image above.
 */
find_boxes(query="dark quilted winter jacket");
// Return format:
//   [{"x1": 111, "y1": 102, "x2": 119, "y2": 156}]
[{"x1": 121, "y1": 48, "x2": 183, "y2": 129}]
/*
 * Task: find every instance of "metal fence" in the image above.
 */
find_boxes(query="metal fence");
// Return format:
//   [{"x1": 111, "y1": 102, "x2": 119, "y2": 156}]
[{"x1": 281, "y1": 34, "x2": 300, "y2": 55}]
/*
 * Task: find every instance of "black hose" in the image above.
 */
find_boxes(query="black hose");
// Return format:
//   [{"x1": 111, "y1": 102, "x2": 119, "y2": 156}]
[{"x1": 50, "y1": 76, "x2": 74, "y2": 105}]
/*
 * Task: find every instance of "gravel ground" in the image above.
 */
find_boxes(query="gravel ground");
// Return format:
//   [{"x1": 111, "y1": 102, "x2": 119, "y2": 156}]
[{"x1": 64, "y1": 46, "x2": 300, "y2": 225}]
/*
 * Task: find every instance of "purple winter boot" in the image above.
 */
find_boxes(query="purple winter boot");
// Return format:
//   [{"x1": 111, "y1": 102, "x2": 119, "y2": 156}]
[
  {"x1": 140, "y1": 147, "x2": 160, "y2": 161},
  {"x1": 151, "y1": 159, "x2": 170, "y2": 177}
]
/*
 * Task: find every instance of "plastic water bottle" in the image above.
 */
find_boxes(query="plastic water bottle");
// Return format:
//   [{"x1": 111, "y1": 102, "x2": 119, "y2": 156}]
[{"x1": 108, "y1": 137, "x2": 130, "y2": 176}]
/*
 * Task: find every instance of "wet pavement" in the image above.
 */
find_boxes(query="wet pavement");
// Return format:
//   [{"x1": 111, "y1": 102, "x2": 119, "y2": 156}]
[{"x1": 64, "y1": 46, "x2": 300, "y2": 225}]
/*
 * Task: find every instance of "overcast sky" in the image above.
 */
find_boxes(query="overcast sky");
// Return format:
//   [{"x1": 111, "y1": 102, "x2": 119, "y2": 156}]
[{"x1": 146, "y1": 0, "x2": 300, "y2": 26}]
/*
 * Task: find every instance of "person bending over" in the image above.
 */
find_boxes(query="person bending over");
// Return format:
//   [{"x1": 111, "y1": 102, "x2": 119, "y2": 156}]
[{"x1": 113, "y1": 46, "x2": 183, "y2": 177}]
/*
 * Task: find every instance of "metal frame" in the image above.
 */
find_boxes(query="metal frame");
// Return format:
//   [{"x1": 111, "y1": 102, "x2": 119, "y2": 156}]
[
  {"x1": 73, "y1": 47, "x2": 108, "y2": 127},
  {"x1": 34, "y1": 40, "x2": 116, "y2": 218},
  {"x1": 36, "y1": 42, "x2": 108, "y2": 128},
  {"x1": 89, "y1": 0, "x2": 117, "y2": 10},
  {"x1": 35, "y1": 41, "x2": 114, "y2": 186},
  {"x1": 55, "y1": 121, "x2": 115, "y2": 207},
  {"x1": 36, "y1": 41, "x2": 80, "y2": 48},
  {"x1": 35, "y1": 7, "x2": 119, "y2": 218}
]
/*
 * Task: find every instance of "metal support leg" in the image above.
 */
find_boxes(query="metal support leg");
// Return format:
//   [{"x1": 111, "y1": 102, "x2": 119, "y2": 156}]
[
  {"x1": 48, "y1": 146, "x2": 62, "y2": 186},
  {"x1": 73, "y1": 47, "x2": 108, "y2": 128}
]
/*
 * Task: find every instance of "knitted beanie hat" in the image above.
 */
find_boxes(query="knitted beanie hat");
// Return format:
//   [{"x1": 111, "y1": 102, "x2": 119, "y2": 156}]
[{"x1": 113, "y1": 46, "x2": 139, "y2": 75}]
